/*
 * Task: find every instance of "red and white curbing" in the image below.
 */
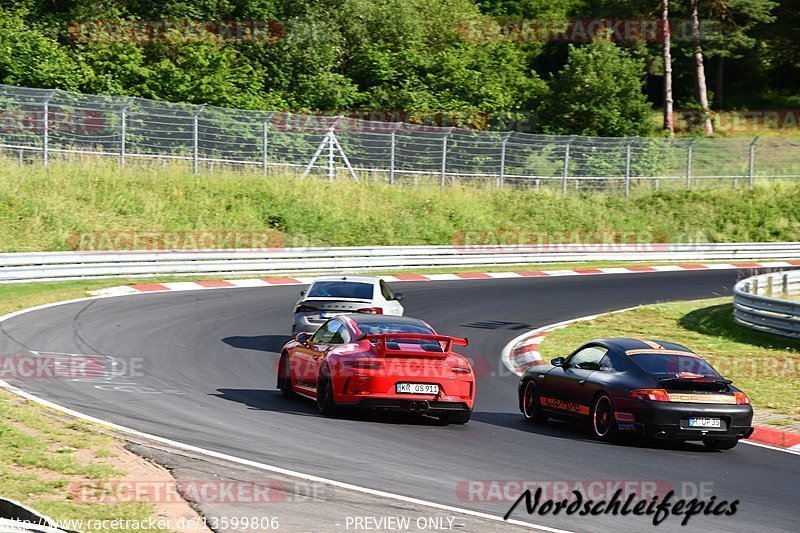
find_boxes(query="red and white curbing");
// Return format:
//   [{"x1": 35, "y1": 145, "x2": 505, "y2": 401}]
[
  {"x1": 500, "y1": 311, "x2": 800, "y2": 455},
  {"x1": 91, "y1": 260, "x2": 800, "y2": 297}
]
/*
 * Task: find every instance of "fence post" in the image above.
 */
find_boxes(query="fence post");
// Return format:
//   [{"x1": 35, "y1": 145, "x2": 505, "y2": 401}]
[
  {"x1": 42, "y1": 90, "x2": 56, "y2": 168},
  {"x1": 440, "y1": 128, "x2": 453, "y2": 190},
  {"x1": 389, "y1": 130, "x2": 396, "y2": 186},
  {"x1": 624, "y1": 139, "x2": 633, "y2": 197},
  {"x1": 562, "y1": 142, "x2": 571, "y2": 195},
  {"x1": 686, "y1": 138, "x2": 697, "y2": 190},
  {"x1": 119, "y1": 97, "x2": 133, "y2": 167},
  {"x1": 268, "y1": 117, "x2": 272, "y2": 176},
  {"x1": 748, "y1": 136, "x2": 759, "y2": 187},
  {"x1": 193, "y1": 104, "x2": 206, "y2": 174},
  {"x1": 498, "y1": 133, "x2": 509, "y2": 189},
  {"x1": 328, "y1": 126, "x2": 336, "y2": 181}
]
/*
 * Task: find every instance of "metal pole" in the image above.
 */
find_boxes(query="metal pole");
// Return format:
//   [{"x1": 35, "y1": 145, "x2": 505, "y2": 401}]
[
  {"x1": 498, "y1": 134, "x2": 508, "y2": 189},
  {"x1": 193, "y1": 104, "x2": 206, "y2": 174},
  {"x1": 624, "y1": 140, "x2": 633, "y2": 197},
  {"x1": 686, "y1": 138, "x2": 697, "y2": 190},
  {"x1": 268, "y1": 120, "x2": 269, "y2": 176},
  {"x1": 562, "y1": 143, "x2": 570, "y2": 195},
  {"x1": 42, "y1": 90, "x2": 56, "y2": 167},
  {"x1": 440, "y1": 130, "x2": 452, "y2": 190},
  {"x1": 748, "y1": 136, "x2": 759, "y2": 187},
  {"x1": 328, "y1": 127, "x2": 336, "y2": 181},
  {"x1": 389, "y1": 131, "x2": 396, "y2": 186},
  {"x1": 119, "y1": 98, "x2": 133, "y2": 167}
]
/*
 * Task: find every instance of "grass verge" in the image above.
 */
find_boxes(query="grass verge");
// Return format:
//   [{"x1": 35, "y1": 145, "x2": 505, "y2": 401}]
[
  {"x1": 2, "y1": 157, "x2": 800, "y2": 252},
  {"x1": 538, "y1": 297, "x2": 800, "y2": 419}
]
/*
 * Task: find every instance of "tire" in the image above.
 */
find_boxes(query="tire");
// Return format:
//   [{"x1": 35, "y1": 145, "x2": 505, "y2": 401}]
[
  {"x1": 703, "y1": 438, "x2": 739, "y2": 451},
  {"x1": 440, "y1": 410, "x2": 471, "y2": 425},
  {"x1": 591, "y1": 393, "x2": 616, "y2": 441},
  {"x1": 521, "y1": 380, "x2": 548, "y2": 424},
  {"x1": 278, "y1": 354, "x2": 295, "y2": 399},
  {"x1": 316, "y1": 363, "x2": 337, "y2": 416}
]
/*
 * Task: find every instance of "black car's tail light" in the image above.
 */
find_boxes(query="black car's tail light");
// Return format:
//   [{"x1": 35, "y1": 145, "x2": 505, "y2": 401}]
[
  {"x1": 631, "y1": 388, "x2": 670, "y2": 402},
  {"x1": 734, "y1": 391, "x2": 750, "y2": 405}
]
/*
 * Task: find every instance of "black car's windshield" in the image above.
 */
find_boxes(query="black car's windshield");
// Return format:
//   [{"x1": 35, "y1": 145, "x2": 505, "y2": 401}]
[
  {"x1": 307, "y1": 281, "x2": 373, "y2": 299},
  {"x1": 630, "y1": 352, "x2": 722, "y2": 378}
]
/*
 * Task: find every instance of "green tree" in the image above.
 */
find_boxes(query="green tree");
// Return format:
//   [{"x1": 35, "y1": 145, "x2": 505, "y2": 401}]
[{"x1": 538, "y1": 41, "x2": 654, "y2": 136}]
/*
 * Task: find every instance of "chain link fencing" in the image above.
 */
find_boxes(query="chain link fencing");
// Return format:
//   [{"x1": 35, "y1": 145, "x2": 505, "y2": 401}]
[{"x1": 1, "y1": 84, "x2": 799, "y2": 194}]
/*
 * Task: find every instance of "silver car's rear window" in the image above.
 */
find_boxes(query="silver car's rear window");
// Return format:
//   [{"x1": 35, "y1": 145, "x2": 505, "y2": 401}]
[{"x1": 307, "y1": 281, "x2": 374, "y2": 299}]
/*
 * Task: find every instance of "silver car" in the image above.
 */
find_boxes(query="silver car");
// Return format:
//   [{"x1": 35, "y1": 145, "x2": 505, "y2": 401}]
[{"x1": 291, "y1": 275, "x2": 405, "y2": 334}]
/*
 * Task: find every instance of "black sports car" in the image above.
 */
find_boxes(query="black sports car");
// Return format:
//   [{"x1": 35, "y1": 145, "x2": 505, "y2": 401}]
[{"x1": 518, "y1": 338, "x2": 754, "y2": 450}]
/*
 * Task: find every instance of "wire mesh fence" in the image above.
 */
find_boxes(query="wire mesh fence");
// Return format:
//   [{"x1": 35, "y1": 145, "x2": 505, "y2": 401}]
[{"x1": 1, "y1": 84, "x2": 799, "y2": 194}]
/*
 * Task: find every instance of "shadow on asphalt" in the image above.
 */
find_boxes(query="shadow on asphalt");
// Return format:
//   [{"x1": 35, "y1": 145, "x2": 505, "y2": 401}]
[
  {"x1": 221, "y1": 335, "x2": 291, "y2": 353},
  {"x1": 472, "y1": 411, "x2": 714, "y2": 452},
  {"x1": 212, "y1": 388, "x2": 449, "y2": 426}
]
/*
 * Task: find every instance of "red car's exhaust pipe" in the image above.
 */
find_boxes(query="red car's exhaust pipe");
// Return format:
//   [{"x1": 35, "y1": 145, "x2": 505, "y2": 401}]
[
  {"x1": 409, "y1": 402, "x2": 417, "y2": 411},
  {"x1": 418, "y1": 401, "x2": 430, "y2": 412}
]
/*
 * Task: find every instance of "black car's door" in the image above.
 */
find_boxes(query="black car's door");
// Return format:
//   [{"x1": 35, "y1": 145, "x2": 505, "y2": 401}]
[{"x1": 541, "y1": 344, "x2": 608, "y2": 417}]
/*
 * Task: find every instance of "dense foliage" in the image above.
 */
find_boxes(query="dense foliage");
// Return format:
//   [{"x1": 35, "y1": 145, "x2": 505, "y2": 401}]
[{"x1": 0, "y1": 0, "x2": 794, "y2": 136}]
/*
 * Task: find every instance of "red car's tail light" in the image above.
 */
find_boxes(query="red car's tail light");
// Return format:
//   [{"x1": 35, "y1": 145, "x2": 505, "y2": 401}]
[
  {"x1": 294, "y1": 304, "x2": 317, "y2": 313},
  {"x1": 450, "y1": 366, "x2": 472, "y2": 373},
  {"x1": 357, "y1": 307, "x2": 383, "y2": 314},
  {"x1": 734, "y1": 391, "x2": 750, "y2": 405},
  {"x1": 631, "y1": 388, "x2": 670, "y2": 402}
]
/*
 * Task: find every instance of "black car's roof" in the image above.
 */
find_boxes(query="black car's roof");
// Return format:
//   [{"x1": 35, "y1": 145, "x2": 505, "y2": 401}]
[
  {"x1": 344, "y1": 314, "x2": 429, "y2": 327},
  {"x1": 590, "y1": 338, "x2": 694, "y2": 354}
]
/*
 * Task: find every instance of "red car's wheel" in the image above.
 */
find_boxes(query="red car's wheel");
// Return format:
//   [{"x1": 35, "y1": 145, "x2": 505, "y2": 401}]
[
  {"x1": 316, "y1": 363, "x2": 338, "y2": 416},
  {"x1": 278, "y1": 353, "x2": 295, "y2": 399}
]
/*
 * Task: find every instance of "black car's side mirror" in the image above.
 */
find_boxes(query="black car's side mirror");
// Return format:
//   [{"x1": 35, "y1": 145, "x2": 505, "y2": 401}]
[
  {"x1": 295, "y1": 332, "x2": 310, "y2": 345},
  {"x1": 551, "y1": 357, "x2": 566, "y2": 367},
  {"x1": 394, "y1": 293, "x2": 405, "y2": 301}
]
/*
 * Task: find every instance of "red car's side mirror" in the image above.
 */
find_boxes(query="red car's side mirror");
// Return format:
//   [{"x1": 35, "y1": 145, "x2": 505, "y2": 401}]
[{"x1": 295, "y1": 332, "x2": 310, "y2": 345}]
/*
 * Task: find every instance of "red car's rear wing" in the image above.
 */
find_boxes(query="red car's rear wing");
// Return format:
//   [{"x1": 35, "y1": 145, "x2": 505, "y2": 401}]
[{"x1": 363, "y1": 333, "x2": 468, "y2": 357}]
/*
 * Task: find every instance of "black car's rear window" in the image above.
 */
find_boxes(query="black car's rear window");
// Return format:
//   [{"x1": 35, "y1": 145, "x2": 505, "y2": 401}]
[
  {"x1": 307, "y1": 281, "x2": 373, "y2": 299},
  {"x1": 630, "y1": 352, "x2": 721, "y2": 378}
]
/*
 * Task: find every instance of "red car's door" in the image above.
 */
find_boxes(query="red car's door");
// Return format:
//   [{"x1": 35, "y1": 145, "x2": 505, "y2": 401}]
[{"x1": 293, "y1": 320, "x2": 338, "y2": 393}]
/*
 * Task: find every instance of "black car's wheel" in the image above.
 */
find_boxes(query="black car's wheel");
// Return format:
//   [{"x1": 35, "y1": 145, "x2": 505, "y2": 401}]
[
  {"x1": 439, "y1": 410, "x2": 471, "y2": 425},
  {"x1": 316, "y1": 363, "x2": 337, "y2": 416},
  {"x1": 278, "y1": 353, "x2": 295, "y2": 399},
  {"x1": 591, "y1": 393, "x2": 616, "y2": 441},
  {"x1": 521, "y1": 380, "x2": 548, "y2": 423},
  {"x1": 703, "y1": 437, "x2": 739, "y2": 451}
]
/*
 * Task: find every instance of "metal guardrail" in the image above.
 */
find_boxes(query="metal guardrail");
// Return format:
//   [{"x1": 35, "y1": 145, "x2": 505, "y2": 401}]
[
  {"x1": 1, "y1": 243, "x2": 799, "y2": 284},
  {"x1": 2, "y1": 85, "x2": 800, "y2": 194},
  {"x1": 734, "y1": 271, "x2": 800, "y2": 339}
]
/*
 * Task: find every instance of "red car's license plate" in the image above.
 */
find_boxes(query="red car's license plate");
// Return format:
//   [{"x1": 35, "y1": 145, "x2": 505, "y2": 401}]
[{"x1": 396, "y1": 383, "x2": 439, "y2": 395}]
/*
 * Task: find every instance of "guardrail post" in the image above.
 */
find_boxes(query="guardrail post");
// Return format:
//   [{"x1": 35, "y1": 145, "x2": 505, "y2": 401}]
[
  {"x1": 42, "y1": 90, "x2": 56, "y2": 168},
  {"x1": 783, "y1": 273, "x2": 789, "y2": 297},
  {"x1": 193, "y1": 104, "x2": 206, "y2": 174},
  {"x1": 562, "y1": 142, "x2": 570, "y2": 195},
  {"x1": 624, "y1": 139, "x2": 633, "y2": 197},
  {"x1": 685, "y1": 138, "x2": 697, "y2": 190},
  {"x1": 119, "y1": 97, "x2": 133, "y2": 167},
  {"x1": 748, "y1": 136, "x2": 759, "y2": 187}
]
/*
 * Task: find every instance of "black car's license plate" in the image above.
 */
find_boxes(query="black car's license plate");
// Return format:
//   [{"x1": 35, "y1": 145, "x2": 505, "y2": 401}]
[{"x1": 689, "y1": 417, "x2": 721, "y2": 428}]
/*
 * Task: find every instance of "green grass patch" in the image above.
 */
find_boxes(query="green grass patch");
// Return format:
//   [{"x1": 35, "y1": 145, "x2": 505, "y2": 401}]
[
  {"x1": 539, "y1": 297, "x2": 800, "y2": 415},
  {"x1": 2, "y1": 157, "x2": 800, "y2": 252}
]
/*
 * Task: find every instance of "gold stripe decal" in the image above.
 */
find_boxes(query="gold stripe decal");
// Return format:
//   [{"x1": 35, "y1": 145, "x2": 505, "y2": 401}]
[
  {"x1": 668, "y1": 393, "x2": 737, "y2": 404},
  {"x1": 540, "y1": 396, "x2": 590, "y2": 415},
  {"x1": 625, "y1": 349, "x2": 699, "y2": 357}
]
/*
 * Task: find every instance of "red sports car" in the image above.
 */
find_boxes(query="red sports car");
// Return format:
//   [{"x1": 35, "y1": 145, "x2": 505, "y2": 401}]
[{"x1": 276, "y1": 314, "x2": 475, "y2": 423}]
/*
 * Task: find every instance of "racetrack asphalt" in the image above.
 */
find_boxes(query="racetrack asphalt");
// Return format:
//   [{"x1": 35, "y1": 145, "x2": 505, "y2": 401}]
[{"x1": 1, "y1": 270, "x2": 797, "y2": 532}]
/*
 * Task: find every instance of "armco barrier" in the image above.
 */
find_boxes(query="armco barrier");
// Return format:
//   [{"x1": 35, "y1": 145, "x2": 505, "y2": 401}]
[
  {"x1": 734, "y1": 271, "x2": 800, "y2": 339},
  {"x1": 1, "y1": 242, "x2": 799, "y2": 283}
]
